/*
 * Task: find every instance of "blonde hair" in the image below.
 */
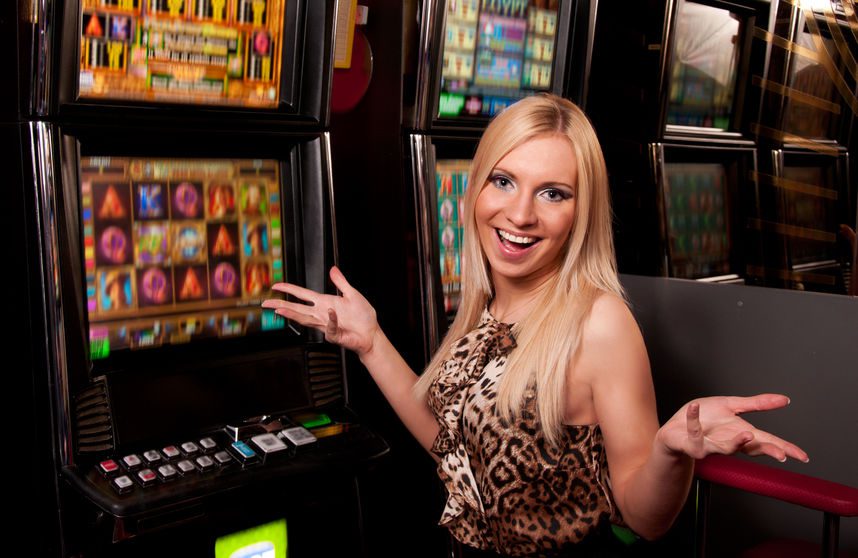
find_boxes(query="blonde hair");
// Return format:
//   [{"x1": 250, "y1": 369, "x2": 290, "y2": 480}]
[{"x1": 414, "y1": 94, "x2": 624, "y2": 446}]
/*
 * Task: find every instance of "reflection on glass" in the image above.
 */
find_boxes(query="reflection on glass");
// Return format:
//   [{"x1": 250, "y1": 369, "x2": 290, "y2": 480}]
[
  {"x1": 667, "y1": 2, "x2": 741, "y2": 129},
  {"x1": 782, "y1": 27, "x2": 840, "y2": 140},
  {"x1": 81, "y1": 157, "x2": 285, "y2": 358},
  {"x1": 438, "y1": 0, "x2": 560, "y2": 119},
  {"x1": 78, "y1": 0, "x2": 286, "y2": 107},
  {"x1": 435, "y1": 159, "x2": 470, "y2": 317},
  {"x1": 664, "y1": 163, "x2": 732, "y2": 278},
  {"x1": 780, "y1": 165, "x2": 838, "y2": 267}
]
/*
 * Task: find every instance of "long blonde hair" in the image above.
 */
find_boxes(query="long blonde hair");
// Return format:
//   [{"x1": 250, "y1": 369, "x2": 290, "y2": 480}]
[{"x1": 414, "y1": 94, "x2": 624, "y2": 446}]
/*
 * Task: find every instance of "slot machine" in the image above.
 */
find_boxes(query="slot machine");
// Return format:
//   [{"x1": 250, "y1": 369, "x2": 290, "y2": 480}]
[
  {"x1": 754, "y1": 1, "x2": 856, "y2": 294},
  {"x1": 588, "y1": 0, "x2": 770, "y2": 283},
  {"x1": 404, "y1": 0, "x2": 597, "y2": 355},
  {"x1": 13, "y1": 1, "x2": 389, "y2": 555}
]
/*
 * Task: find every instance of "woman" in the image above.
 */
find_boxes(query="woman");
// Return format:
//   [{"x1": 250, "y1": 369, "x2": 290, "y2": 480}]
[{"x1": 262, "y1": 95, "x2": 807, "y2": 557}]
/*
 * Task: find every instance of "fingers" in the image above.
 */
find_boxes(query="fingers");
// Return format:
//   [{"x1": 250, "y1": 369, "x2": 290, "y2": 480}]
[
  {"x1": 329, "y1": 266, "x2": 354, "y2": 295},
  {"x1": 725, "y1": 394, "x2": 790, "y2": 414},
  {"x1": 742, "y1": 431, "x2": 809, "y2": 463},
  {"x1": 686, "y1": 403, "x2": 704, "y2": 457},
  {"x1": 269, "y1": 282, "x2": 322, "y2": 305},
  {"x1": 262, "y1": 299, "x2": 323, "y2": 327},
  {"x1": 325, "y1": 308, "x2": 339, "y2": 341}
]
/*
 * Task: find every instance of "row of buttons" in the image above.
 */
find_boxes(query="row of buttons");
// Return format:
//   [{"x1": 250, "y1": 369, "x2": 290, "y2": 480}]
[
  {"x1": 110, "y1": 450, "x2": 236, "y2": 494},
  {"x1": 98, "y1": 437, "x2": 219, "y2": 477},
  {"x1": 98, "y1": 428, "x2": 317, "y2": 495},
  {"x1": 98, "y1": 437, "x2": 226, "y2": 494}
]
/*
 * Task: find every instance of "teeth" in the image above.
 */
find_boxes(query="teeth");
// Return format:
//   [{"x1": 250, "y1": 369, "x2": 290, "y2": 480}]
[{"x1": 497, "y1": 229, "x2": 536, "y2": 245}]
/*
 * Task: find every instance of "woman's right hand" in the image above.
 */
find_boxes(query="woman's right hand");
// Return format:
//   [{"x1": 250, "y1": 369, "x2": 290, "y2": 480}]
[{"x1": 262, "y1": 266, "x2": 380, "y2": 357}]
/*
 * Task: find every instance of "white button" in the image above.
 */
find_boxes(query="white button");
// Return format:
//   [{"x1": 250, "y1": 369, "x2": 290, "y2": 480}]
[
  {"x1": 252, "y1": 433, "x2": 288, "y2": 453},
  {"x1": 181, "y1": 442, "x2": 199, "y2": 454},
  {"x1": 143, "y1": 450, "x2": 162, "y2": 463},
  {"x1": 176, "y1": 460, "x2": 195, "y2": 473},
  {"x1": 199, "y1": 437, "x2": 217, "y2": 450},
  {"x1": 158, "y1": 464, "x2": 178, "y2": 478},
  {"x1": 114, "y1": 476, "x2": 133, "y2": 489},
  {"x1": 122, "y1": 454, "x2": 142, "y2": 468}
]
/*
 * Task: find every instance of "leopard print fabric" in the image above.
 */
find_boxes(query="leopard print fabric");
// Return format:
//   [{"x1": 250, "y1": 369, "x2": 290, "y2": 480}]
[{"x1": 428, "y1": 310, "x2": 622, "y2": 557}]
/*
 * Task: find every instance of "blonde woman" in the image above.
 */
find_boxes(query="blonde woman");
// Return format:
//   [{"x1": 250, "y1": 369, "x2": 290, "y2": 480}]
[{"x1": 263, "y1": 94, "x2": 806, "y2": 557}]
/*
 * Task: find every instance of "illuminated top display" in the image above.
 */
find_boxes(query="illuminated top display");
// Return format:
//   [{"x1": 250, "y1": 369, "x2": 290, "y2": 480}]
[
  {"x1": 438, "y1": 0, "x2": 560, "y2": 119},
  {"x1": 78, "y1": 0, "x2": 286, "y2": 107},
  {"x1": 80, "y1": 157, "x2": 287, "y2": 359}
]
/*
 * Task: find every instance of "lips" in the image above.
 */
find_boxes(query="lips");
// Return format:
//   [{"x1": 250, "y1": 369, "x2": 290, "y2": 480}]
[{"x1": 495, "y1": 228, "x2": 540, "y2": 254}]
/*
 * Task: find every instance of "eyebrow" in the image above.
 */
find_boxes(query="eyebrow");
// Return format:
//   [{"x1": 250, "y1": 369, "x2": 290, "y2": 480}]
[{"x1": 491, "y1": 167, "x2": 576, "y2": 191}]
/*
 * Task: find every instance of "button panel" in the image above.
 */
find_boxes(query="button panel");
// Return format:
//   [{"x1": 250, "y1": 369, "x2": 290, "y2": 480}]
[{"x1": 90, "y1": 415, "x2": 345, "y2": 496}]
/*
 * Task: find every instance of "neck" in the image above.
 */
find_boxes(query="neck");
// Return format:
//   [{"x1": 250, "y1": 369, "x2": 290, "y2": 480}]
[{"x1": 490, "y1": 271, "x2": 558, "y2": 323}]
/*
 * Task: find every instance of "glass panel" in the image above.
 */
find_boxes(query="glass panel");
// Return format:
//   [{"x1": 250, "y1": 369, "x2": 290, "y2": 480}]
[
  {"x1": 438, "y1": 0, "x2": 560, "y2": 119},
  {"x1": 664, "y1": 163, "x2": 732, "y2": 278},
  {"x1": 782, "y1": 28, "x2": 841, "y2": 140},
  {"x1": 78, "y1": 0, "x2": 286, "y2": 107},
  {"x1": 667, "y1": 2, "x2": 741, "y2": 129},
  {"x1": 435, "y1": 159, "x2": 470, "y2": 317},
  {"x1": 80, "y1": 156, "x2": 286, "y2": 358},
  {"x1": 780, "y1": 165, "x2": 839, "y2": 267}
]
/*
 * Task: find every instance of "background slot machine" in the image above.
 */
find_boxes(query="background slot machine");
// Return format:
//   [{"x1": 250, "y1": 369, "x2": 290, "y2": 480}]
[
  {"x1": 404, "y1": 0, "x2": 595, "y2": 356},
  {"x1": 48, "y1": 0, "x2": 331, "y2": 124},
  {"x1": 654, "y1": 144, "x2": 755, "y2": 283},
  {"x1": 769, "y1": 148, "x2": 854, "y2": 294},
  {"x1": 588, "y1": 0, "x2": 769, "y2": 283},
  {"x1": 13, "y1": 1, "x2": 390, "y2": 556},
  {"x1": 753, "y1": 1, "x2": 857, "y2": 294}
]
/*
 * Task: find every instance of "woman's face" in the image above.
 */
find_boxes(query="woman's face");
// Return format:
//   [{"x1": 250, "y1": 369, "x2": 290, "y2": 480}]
[{"x1": 474, "y1": 134, "x2": 578, "y2": 289}]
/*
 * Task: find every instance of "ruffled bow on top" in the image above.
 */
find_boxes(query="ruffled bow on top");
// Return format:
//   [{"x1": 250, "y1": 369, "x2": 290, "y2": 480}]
[{"x1": 428, "y1": 311, "x2": 516, "y2": 530}]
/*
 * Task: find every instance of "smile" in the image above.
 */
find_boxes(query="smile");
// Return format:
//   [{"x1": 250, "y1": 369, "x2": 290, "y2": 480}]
[{"x1": 496, "y1": 228, "x2": 540, "y2": 251}]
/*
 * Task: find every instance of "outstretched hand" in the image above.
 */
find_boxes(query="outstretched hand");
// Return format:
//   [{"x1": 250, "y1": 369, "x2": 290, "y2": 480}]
[
  {"x1": 261, "y1": 267, "x2": 380, "y2": 357},
  {"x1": 656, "y1": 394, "x2": 808, "y2": 463}
]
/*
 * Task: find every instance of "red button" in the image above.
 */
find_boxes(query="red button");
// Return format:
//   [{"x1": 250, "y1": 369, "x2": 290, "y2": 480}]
[{"x1": 99, "y1": 459, "x2": 119, "y2": 474}]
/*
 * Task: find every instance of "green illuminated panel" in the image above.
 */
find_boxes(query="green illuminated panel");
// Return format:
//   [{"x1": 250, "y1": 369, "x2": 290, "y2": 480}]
[{"x1": 215, "y1": 519, "x2": 287, "y2": 558}]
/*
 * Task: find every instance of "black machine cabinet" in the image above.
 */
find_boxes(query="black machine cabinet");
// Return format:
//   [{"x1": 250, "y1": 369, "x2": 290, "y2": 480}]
[
  {"x1": 25, "y1": 122, "x2": 389, "y2": 556},
  {"x1": 27, "y1": 0, "x2": 333, "y2": 127},
  {"x1": 12, "y1": 0, "x2": 392, "y2": 552}
]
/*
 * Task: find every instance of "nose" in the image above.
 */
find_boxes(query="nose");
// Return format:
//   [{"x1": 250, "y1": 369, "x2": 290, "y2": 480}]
[{"x1": 505, "y1": 189, "x2": 537, "y2": 228}]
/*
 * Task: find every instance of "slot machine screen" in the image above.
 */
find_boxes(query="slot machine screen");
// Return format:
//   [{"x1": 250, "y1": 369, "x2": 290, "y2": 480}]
[
  {"x1": 80, "y1": 156, "x2": 289, "y2": 359},
  {"x1": 666, "y1": 1, "x2": 742, "y2": 130},
  {"x1": 780, "y1": 165, "x2": 839, "y2": 267},
  {"x1": 78, "y1": 0, "x2": 286, "y2": 107},
  {"x1": 435, "y1": 159, "x2": 470, "y2": 317},
  {"x1": 663, "y1": 163, "x2": 732, "y2": 278},
  {"x1": 438, "y1": 0, "x2": 561, "y2": 119},
  {"x1": 782, "y1": 24, "x2": 841, "y2": 140}
]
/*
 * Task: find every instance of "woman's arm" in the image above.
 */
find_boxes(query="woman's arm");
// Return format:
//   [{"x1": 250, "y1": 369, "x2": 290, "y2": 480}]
[
  {"x1": 579, "y1": 295, "x2": 807, "y2": 540},
  {"x1": 262, "y1": 267, "x2": 439, "y2": 452}
]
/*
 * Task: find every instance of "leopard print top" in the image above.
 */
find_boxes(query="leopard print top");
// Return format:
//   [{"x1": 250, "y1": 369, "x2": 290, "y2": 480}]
[{"x1": 428, "y1": 310, "x2": 622, "y2": 557}]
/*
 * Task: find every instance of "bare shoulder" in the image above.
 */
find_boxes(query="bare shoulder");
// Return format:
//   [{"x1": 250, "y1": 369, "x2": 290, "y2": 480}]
[
  {"x1": 577, "y1": 292, "x2": 649, "y2": 386},
  {"x1": 583, "y1": 292, "x2": 642, "y2": 347}
]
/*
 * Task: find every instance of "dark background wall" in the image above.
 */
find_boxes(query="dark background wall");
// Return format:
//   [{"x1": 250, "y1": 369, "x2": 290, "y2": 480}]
[
  {"x1": 329, "y1": 1, "x2": 448, "y2": 556},
  {"x1": 623, "y1": 274, "x2": 858, "y2": 555}
]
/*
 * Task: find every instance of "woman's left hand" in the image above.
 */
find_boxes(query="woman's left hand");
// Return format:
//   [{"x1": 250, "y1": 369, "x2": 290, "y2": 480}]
[{"x1": 656, "y1": 394, "x2": 808, "y2": 463}]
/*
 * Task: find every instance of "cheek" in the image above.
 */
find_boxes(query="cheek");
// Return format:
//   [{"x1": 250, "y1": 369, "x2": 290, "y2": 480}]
[{"x1": 473, "y1": 189, "x2": 495, "y2": 227}]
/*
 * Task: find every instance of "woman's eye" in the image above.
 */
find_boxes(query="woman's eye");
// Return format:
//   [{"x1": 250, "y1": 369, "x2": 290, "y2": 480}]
[
  {"x1": 540, "y1": 188, "x2": 572, "y2": 202},
  {"x1": 490, "y1": 175, "x2": 513, "y2": 189}
]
